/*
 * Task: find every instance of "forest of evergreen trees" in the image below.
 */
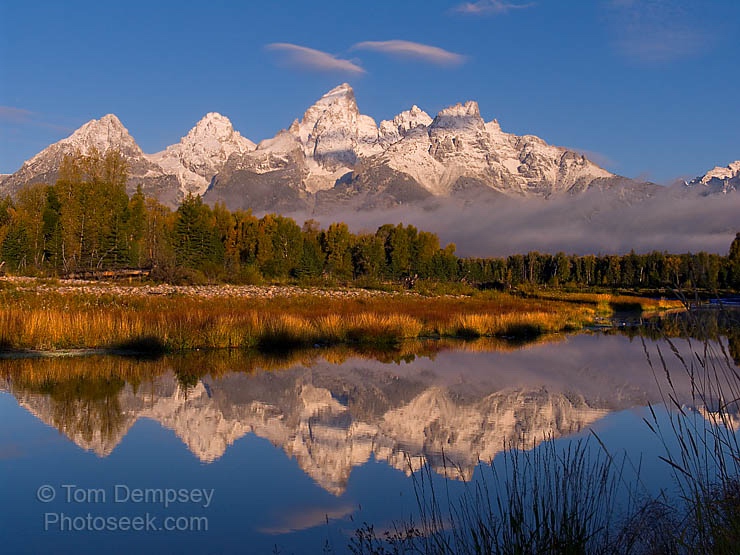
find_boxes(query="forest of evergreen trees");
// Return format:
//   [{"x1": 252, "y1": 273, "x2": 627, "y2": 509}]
[{"x1": 1, "y1": 149, "x2": 739, "y2": 291}]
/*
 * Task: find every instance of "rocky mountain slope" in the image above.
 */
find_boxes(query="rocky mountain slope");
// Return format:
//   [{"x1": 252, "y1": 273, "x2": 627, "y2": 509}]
[
  {"x1": 0, "y1": 84, "x2": 622, "y2": 211},
  {"x1": 147, "y1": 112, "x2": 255, "y2": 197},
  {"x1": 0, "y1": 114, "x2": 181, "y2": 203},
  {"x1": 5, "y1": 86, "x2": 736, "y2": 255},
  {"x1": 684, "y1": 159, "x2": 740, "y2": 195}
]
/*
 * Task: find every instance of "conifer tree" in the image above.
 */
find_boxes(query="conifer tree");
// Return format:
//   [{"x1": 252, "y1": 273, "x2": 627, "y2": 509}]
[
  {"x1": 173, "y1": 194, "x2": 224, "y2": 270},
  {"x1": 729, "y1": 233, "x2": 740, "y2": 289},
  {"x1": 295, "y1": 219, "x2": 325, "y2": 279},
  {"x1": 126, "y1": 186, "x2": 147, "y2": 267}
]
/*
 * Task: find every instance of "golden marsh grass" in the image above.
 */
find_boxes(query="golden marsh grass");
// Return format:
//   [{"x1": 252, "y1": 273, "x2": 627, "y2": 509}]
[
  {"x1": 0, "y1": 283, "x2": 672, "y2": 352},
  {"x1": 522, "y1": 290, "x2": 684, "y2": 313}
]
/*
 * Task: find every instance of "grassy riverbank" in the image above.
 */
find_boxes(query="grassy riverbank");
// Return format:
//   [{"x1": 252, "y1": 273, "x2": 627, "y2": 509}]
[{"x1": 0, "y1": 278, "x2": 684, "y2": 352}]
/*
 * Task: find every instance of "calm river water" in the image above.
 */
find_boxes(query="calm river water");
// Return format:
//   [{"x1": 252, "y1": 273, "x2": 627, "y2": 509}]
[{"x1": 1, "y1": 310, "x2": 738, "y2": 554}]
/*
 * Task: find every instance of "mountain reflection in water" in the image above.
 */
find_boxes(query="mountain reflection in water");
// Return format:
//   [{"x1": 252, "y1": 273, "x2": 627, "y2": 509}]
[{"x1": 3, "y1": 327, "x2": 736, "y2": 496}]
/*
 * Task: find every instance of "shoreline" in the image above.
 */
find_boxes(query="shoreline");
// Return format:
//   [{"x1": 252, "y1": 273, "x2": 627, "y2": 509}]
[{"x1": 0, "y1": 278, "x2": 686, "y2": 354}]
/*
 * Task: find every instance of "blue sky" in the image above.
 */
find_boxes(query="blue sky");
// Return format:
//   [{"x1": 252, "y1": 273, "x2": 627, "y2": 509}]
[{"x1": 1, "y1": 0, "x2": 738, "y2": 183}]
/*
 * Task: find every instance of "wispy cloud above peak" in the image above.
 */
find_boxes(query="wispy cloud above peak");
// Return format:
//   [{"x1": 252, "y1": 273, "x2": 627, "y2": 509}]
[
  {"x1": 352, "y1": 40, "x2": 466, "y2": 66},
  {"x1": 454, "y1": 0, "x2": 535, "y2": 15},
  {"x1": 0, "y1": 106, "x2": 35, "y2": 125},
  {"x1": 265, "y1": 43, "x2": 365, "y2": 74},
  {"x1": 0, "y1": 106, "x2": 72, "y2": 133}
]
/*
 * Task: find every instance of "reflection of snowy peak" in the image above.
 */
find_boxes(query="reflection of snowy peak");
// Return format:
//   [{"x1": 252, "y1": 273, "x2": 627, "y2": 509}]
[
  {"x1": 147, "y1": 112, "x2": 255, "y2": 197},
  {"x1": 8, "y1": 369, "x2": 608, "y2": 496},
  {"x1": 379, "y1": 387, "x2": 606, "y2": 481},
  {"x1": 15, "y1": 392, "x2": 136, "y2": 458},
  {"x1": 695, "y1": 403, "x2": 740, "y2": 431}
]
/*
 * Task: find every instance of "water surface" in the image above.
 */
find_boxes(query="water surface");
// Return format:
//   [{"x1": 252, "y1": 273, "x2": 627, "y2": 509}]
[{"x1": 1, "y1": 317, "x2": 738, "y2": 554}]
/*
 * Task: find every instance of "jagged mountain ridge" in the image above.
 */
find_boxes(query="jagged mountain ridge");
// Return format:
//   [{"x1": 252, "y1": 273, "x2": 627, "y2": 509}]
[
  {"x1": 148, "y1": 112, "x2": 256, "y2": 197},
  {"x1": 1, "y1": 84, "x2": 623, "y2": 210},
  {"x1": 0, "y1": 114, "x2": 181, "y2": 204},
  {"x1": 684, "y1": 159, "x2": 740, "y2": 196}
]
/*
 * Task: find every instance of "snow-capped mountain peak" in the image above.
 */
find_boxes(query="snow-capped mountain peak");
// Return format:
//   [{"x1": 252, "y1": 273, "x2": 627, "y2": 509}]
[
  {"x1": 147, "y1": 112, "x2": 255, "y2": 197},
  {"x1": 285, "y1": 83, "x2": 381, "y2": 179},
  {"x1": 366, "y1": 98, "x2": 613, "y2": 198},
  {"x1": 379, "y1": 105, "x2": 433, "y2": 146},
  {"x1": 1, "y1": 84, "x2": 620, "y2": 209},
  {"x1": 0, "y1": 113, "x2": 160, "y2": 199},
  {"x1": 438, "y1": 100, "x2": 480, "y2": 118},
  {"x1": 316, "y1": 82, "x2": 355, "y2": 104},
  {"x1": 58, "y1": 113, "x2": 141, "y2": 155},
  {"x1": 294, "y1": 83, "x2": 362, "y2": 143},
  {"x1": 184, "y1": 112, "x2": 254, "y2": 148},
  {"x1": 684, "y1": 159, "x2": 740, "y2": 195},
  {"x1": 699, "y1": 160, "x2": 740, "y2": 184},
  {"x1": 431, "y1": 101, "x2": 483, "y2": 131}
]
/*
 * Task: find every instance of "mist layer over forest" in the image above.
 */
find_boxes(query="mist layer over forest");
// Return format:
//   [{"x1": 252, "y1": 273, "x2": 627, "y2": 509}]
[{"x1": 284, "y1": 187, "x2": 740, "y2": 258}]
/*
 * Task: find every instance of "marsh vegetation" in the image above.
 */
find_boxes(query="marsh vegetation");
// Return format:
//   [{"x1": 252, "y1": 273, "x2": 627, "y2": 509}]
[{"x1": 0, "y1": 280, "x2": 683, "y2": 353}]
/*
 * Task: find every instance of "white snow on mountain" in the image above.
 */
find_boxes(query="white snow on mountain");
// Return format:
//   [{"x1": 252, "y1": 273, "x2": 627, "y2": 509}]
[
  {"x1": 60, "y1": 113, "x2": 140, "y2": 152},
  {"x1": 684, "y1": 159, "x2": 740, "y2": 196},
  {"x1": 699, "y1": 160, "x2": 740, "y2": 184},
  {"x1": 378, "y1": 105, "x2": 433, "y2": 146},
  {"x1": 373, "y1": 100, "x2": 613, "y2": 196},
  {"x1": 0, "y1": 84, "x2": 629, "y2": 203},
  {"x1": 279, "y1": 83, "x2": 383, "y2": 192},
  {"x1": 0, "y1": 114, "x2": 176, "y2": 199},
  {"x1": 12, "y1": 114, "x2": 143, "y2": 178},
  {"x1": 147, "y1": 112, "x2": 255, "y2": 196},
  {"x1": 289, "y1": 83, "x2": 381, "y2": 164}
]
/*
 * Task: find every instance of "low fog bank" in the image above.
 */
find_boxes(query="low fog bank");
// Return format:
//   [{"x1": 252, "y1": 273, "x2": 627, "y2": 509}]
[{"x1": 281, "y1": 189, "x2": 740, "y2": 257}]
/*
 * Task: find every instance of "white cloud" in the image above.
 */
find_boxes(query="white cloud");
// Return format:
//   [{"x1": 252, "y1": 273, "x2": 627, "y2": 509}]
[
  {"x1": 0, "y1": 106, "x2": 72, "y2": 133},
  {"x1": 0, "y1": 106, "x2": 34, "y2": 125},
  {"x1": 265, "y1": 43, "x2": 365, "y2": 74},
  {"x1": 454, "y1": 0, "x2": 535, "y2": 15},
  {"x1": 352, "y1": 40, "x2": 466, "y2": 66},
  {"x1": 259, "y1": 505, "x2": 355, "y2": 534}
]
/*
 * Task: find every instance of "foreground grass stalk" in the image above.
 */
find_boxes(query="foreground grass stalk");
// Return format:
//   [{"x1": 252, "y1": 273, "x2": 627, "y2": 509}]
[
  {"x1": 350, "y1": 438, "x2": 633, "y2": 555},
  {"x1": 638, "y1": 305, "x2": 740, "y2": 554}
]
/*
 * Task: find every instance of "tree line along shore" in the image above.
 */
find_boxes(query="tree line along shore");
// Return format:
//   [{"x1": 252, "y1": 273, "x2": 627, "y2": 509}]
[{"x1": 0, "y1": 149, "x2": 738, "y2": 292}]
